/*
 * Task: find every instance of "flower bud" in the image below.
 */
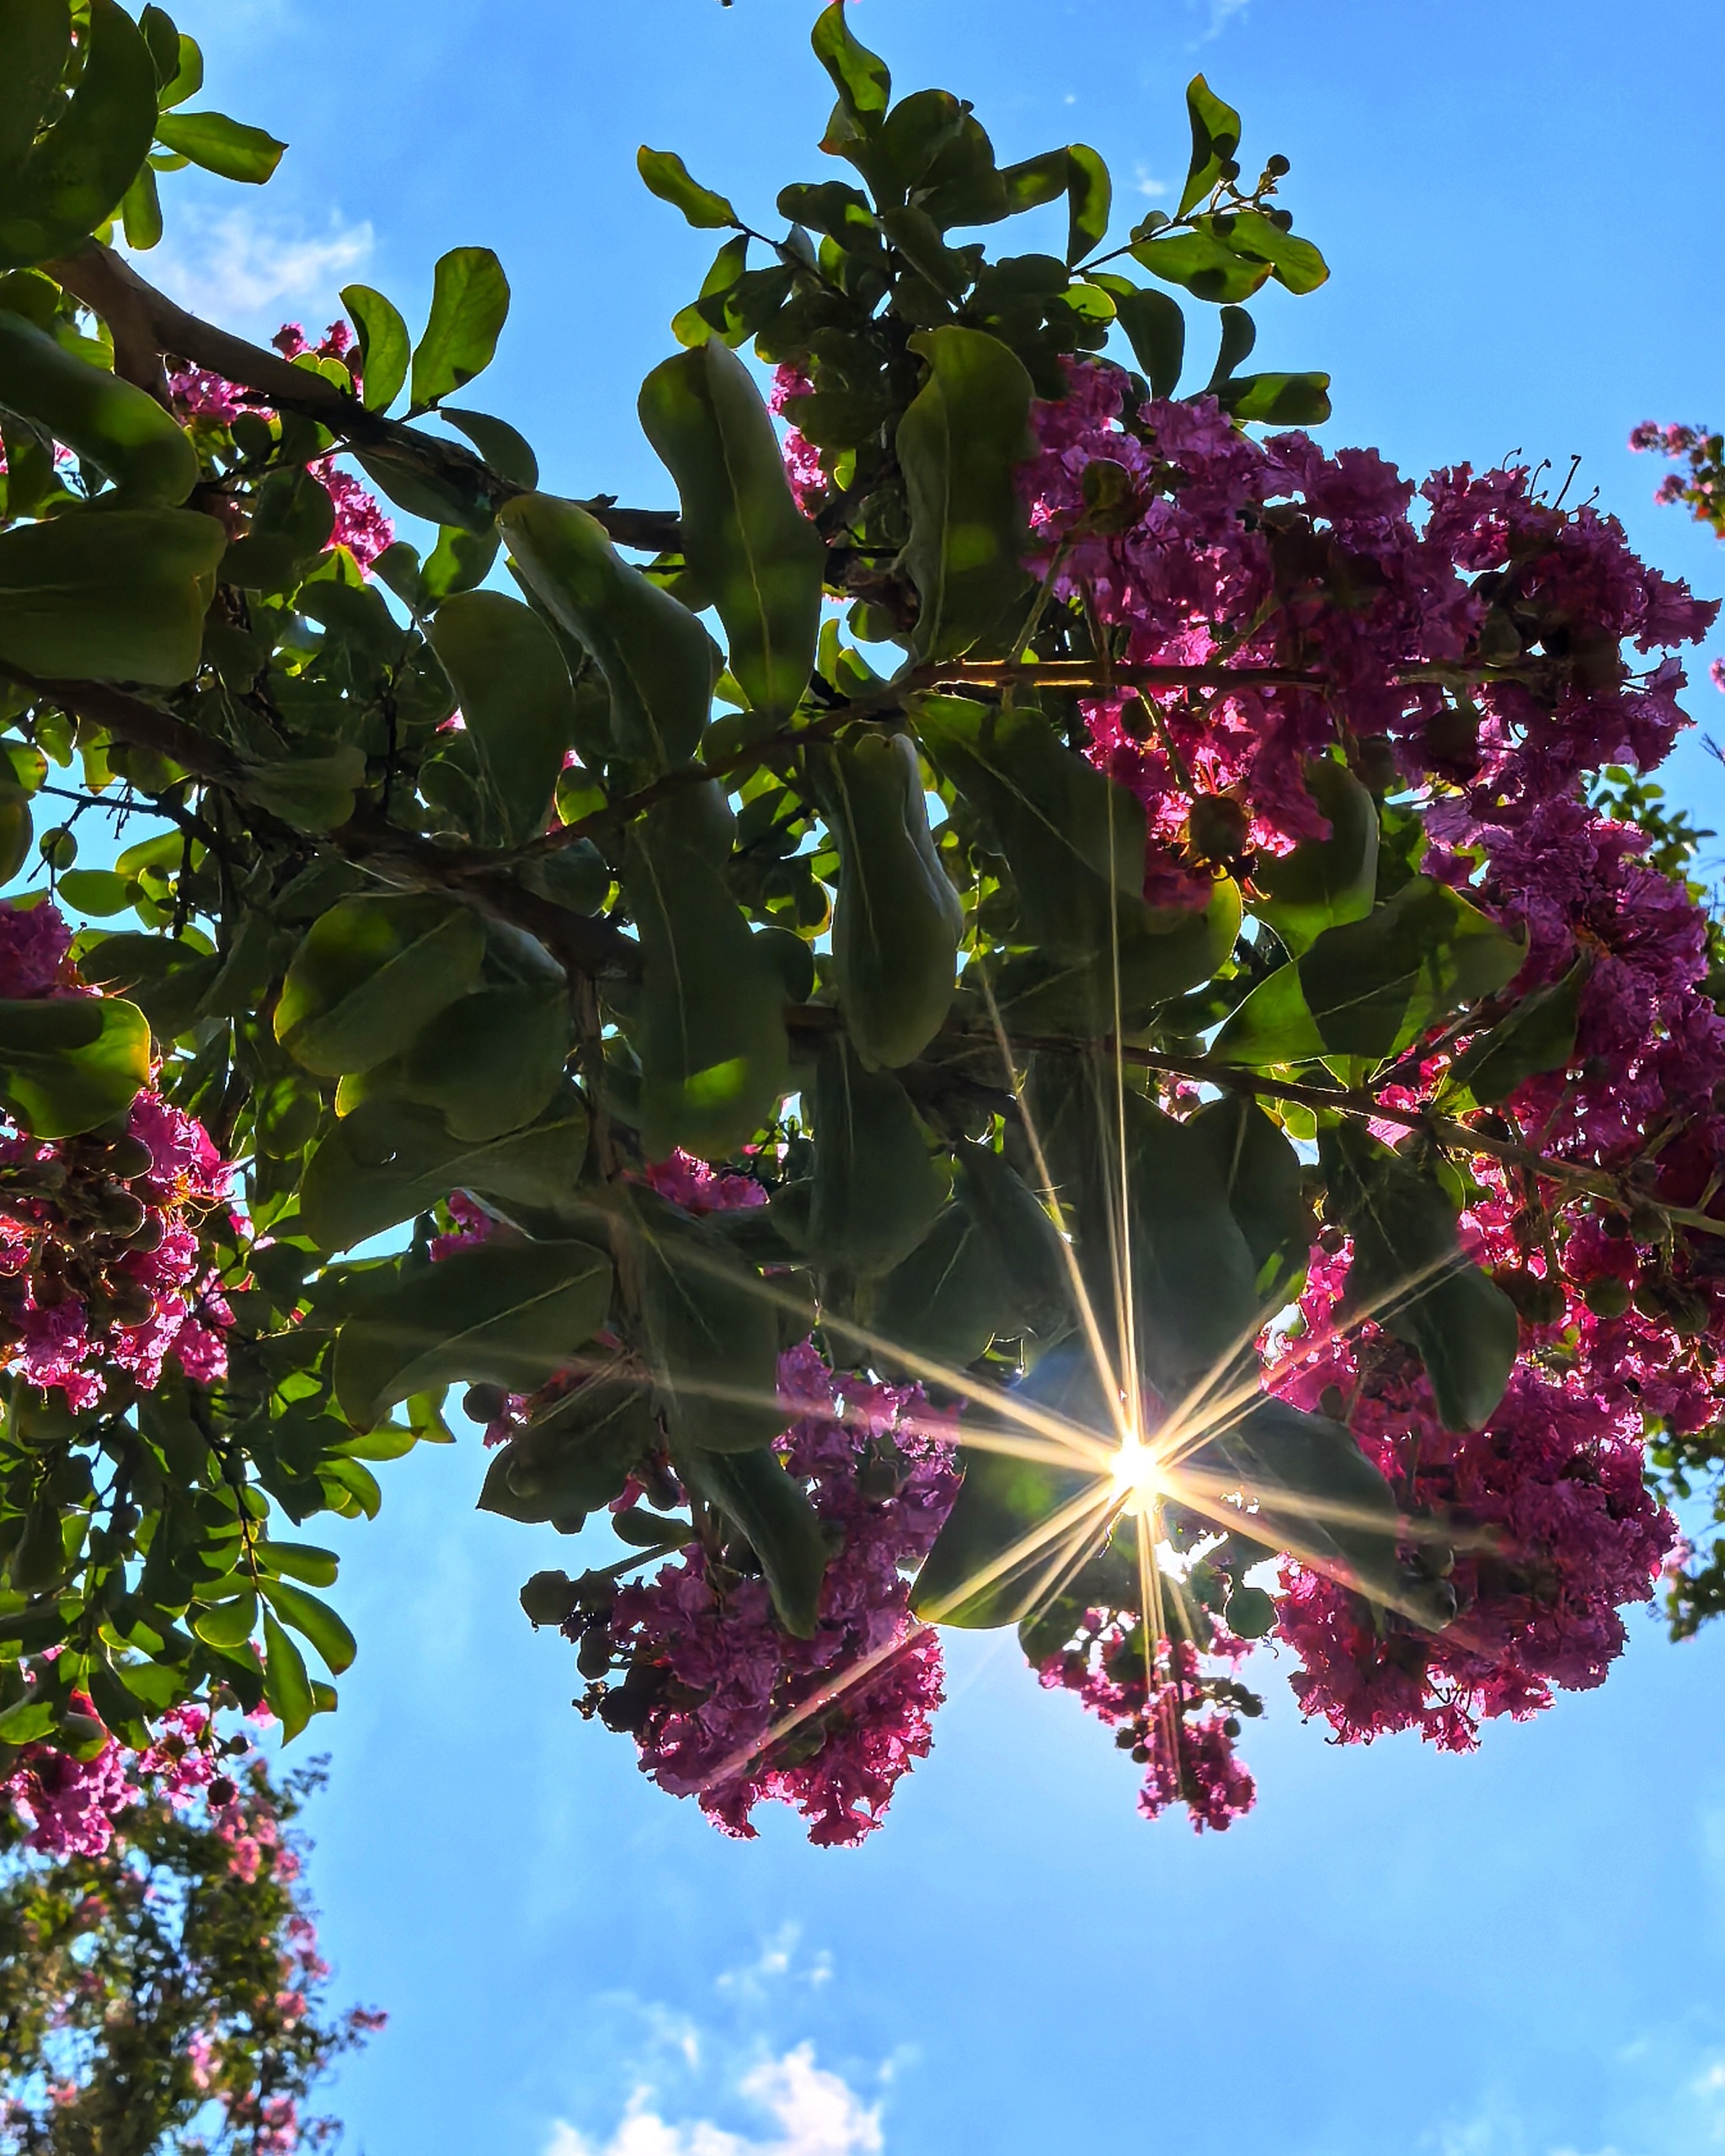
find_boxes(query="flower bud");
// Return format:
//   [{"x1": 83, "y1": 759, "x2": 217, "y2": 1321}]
[
  {"x1": 520, "y1": 1569, "x2": 579, "y2": 1629},
  {"x1": 1627, "y1": 1201, "x2": 1669, "y2": 1246},
  {"x1": 99, "y1": 1135, "x2": 155, "y2": 1182},
  {"x1": 1583, "y1": 1276, "x2": 1632, "y2": 1319},
  {"x1": 1188, "y1": 794, "x2": 1251, "y2": 863}
]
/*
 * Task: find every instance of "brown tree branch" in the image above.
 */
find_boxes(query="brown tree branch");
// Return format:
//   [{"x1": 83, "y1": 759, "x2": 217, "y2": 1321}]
[{"x1": 45, "y1": 243, "x2": 681, "y2": 552}]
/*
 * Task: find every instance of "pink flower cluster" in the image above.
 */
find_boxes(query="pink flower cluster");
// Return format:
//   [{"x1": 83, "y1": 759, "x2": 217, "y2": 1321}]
[
  {"x1": 3, "y1": 1700, "x2": 238, "y2": 1859},
  {"x1": 643, "y1": 1146, "x2": 768, "y2": 1214},
  {"x1": 1632, "y1": 420, "x2": 1725, "y2": 690},
  {"x1": 167, "y1": 319, "x2": 395, "y2": 570},
  {"x1": 769, "y1": 364, "x2": 828, "y2": 517},
  {"x1": 1269, "y1": 1244, "x2": 1677, "y2": 1749},
  {"x1": 1037, "y1": 1610, "x2": 1259, "y2": 1830},
  {"x1": 0, "y1": 903, "x2": 233, "y2": 1408},
  {"x1": 595, "y1": 1341, "x2": 960, "y2": 1846},
  {"x1": 1025, "y1": 361, "x2": 1717, "y2": 903},
  {"x1": 1014, "y1": 358, "x2": 1723, "y2": 1774}
]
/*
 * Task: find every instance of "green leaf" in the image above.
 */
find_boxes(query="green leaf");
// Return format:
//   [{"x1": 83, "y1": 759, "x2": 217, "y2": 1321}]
[
  {"x1": 422, "y1": 522, "x2": 499, "y2": 602},
  {"x1": 439, "y1": 404, "x2": 537, "y2": 489},
  {"x1": 635, "y1": 1199, "x2": 786, "y2": 1455},
  {"x1": 0, "y1": 994, "x2": 150, "y2": 1136},
  {"x1": 261, "y1": 1610, "x2": 314, "y2": 1741},
  {"x1": 638, "y1": 339, "x2": 825, "y2": 724},
  {"x1": 0, "y1": 781, "x2": 30, "y2": 885},
  {"x1": 672, "y1": 232, "x2": 751, "y2": 350},
  {"x1": 56, "y1": 868, "x2": 135, "y2": 917},
  {"x1": 1447, "y1": 955, "x2": 1588, "y2": 1108},
  {"x1": 481, "y1": 1376, "x2": 654, "y2": 1531},
  {"x1": 339, "y1": 282, "x2": 410, "y2": 414},
  {"x1": 275, "y1": 894, "x2": 485, "y2": 1076},
  {"x1": 152, "y1": 109, "x2": 284, "y2": 183},
  {"x1": 811, "y1": 1, "x2": 891, "y2": 124},
  {"x1": 998, "y1": 148, "x2": 1070, "y2": 217},
  {"x1": 1187, "y1": 1094, "x2": 1311, "y2": 1307},
  {"x1": 1252, "y1": 759, "x2": 1378, "y2": 957},
  {"x1": 980, "y1": 875, "x2": 1242, "y2": 1037},
  {"x1": 952, "y1": 1142, "x2": 1071, "y2": 1341},
  {"x1": 0, "y1": 504, "x2": 225, "y2": 683},
  {"x1": 259, "y1": 1578, "x2": 355, "y2": 1675},
  {"x1": 1065, "y1": 143, "x2": 1111, "y2": 264},
  {"x1": 428, "y1": 590, "x2": 574, "y2": 844},
  {"x1": 138, "y1": 6, "x2": 179, "y2": 87},
  {"x1": 1105, "y1": 282, "x2": 1183, "y2": 399},
  {"x1": 627, "y1": 786, "x2": 792, "y2": 1162},
  {"x1": 238, "y1": 744, "x2": 367, "y2": 833},
  {"x1": 1178, "y1": 73, "x2": 1242, "y2": 217},
  {"x1": 333, "y1": 1236, "x2": 612, "y2": 1431},
  {"x1": 896, "y1": 328, "x2": 1035, "y2": 662},
  {"x1": 913, "y1": 695, "x2": 1147, "y2": 960},
  {"x1": 501, "y1": 491, "x2": 715, "y2": 776},
  {"x1": 680, "y1": 1444, "x2": 827, "y2": 1637},
  {"x1": 0, "y1": 0, "x2": 72, "y2": 190},
  {"x1": 1214, "y1": 877, "x2": 1526, "y2": 1068},
  {"x1": 1224, "y1": 209, "x2": 1329, "y2": 294},
  {"x1": 808, "y1": 1039, "x2": 944, "y2": 1275},
  {"x1": 191, "y1": 1590, "x2": 257, "y2": 1649},
  {"x1": 158, "y1": 30, "x2": 202, "y2": 110},
  {"x1": 636, "y1": 147, "x2": 738, "y2": 229},
  {"x1": 352, "y1": 441, "x2": 494, "y2": 535},
  {"x1": 409, "y1": 246, "x2": 510, "y2": 415},
  {"x1": 76, "y1": 930, "x2": 217, "y2": 1040},
  {"x1": 824, "y1": 730, "x2": 963, "y2": 1069},
  {"x1": 1218, "y1": 371, "x2": 1332, "y2": 427},
  {"x1": 871, "y1": 1198, "x2": 1019, "y2": 1373},
  {"x1": 1119, "y1": 1092, "x2": 1263, "y2": 1403},
  {"x1": 1321, "y1": 1121, "x2": 1518, "y2": 1433},
  {"x1": 1191, "y1": 1396, "x2": 1413, "y2": 1606},
  {"x1": 912, "y1": 1359, "x2": 1101, "y2": 1626},
  {"x1": 0, "y1": 308, "x2": 194, "y2": 504},
  {"x1": 120, "y1": 160, "x2": 162, "y2": 249},
  {"x1": 364, "y1": 982, "x2": 572, "y2": 1142},
  {"x1": 1131, "y1": 226, "x2": 1273, "y2": 306},
  {"x1": 1207, "y1": 302, "x2": 1256, "y2": 387},
  {"x1": 254, "y1": 1540, "x2": 339, "y2": 1587},
  {"x1": 0, "y1": 0, "x2": 157, "y2": 272}
]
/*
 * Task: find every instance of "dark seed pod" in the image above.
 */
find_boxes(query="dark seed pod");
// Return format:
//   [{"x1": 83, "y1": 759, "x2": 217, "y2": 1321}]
[
  {"x1": 1582, "y1": 1275, "x2": 1633, "y2": 1319},
  {"x1": 99, "y1": 1134, "x2": 155, "y2": 1181},
  {"x1": 463, "y1": 1383, "x2": 510, "y2": 1425},
  {"x1": 1627, "y1": 1201, "x2": 1669, "y2": 1247}
]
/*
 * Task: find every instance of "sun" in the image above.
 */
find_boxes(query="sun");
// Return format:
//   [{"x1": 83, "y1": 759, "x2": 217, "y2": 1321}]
[{"x1": 1108, "y1": 1432, "x2": 1162, "y2": 1516}]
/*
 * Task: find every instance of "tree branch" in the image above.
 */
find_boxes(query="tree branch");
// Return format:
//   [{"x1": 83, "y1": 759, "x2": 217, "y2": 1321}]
[
  {"x1": 45, "y1": 242, "x2": 681, "y2": 553},
  {"x1": 8, "y1": 667, "x2": 642, "y2": 977}
]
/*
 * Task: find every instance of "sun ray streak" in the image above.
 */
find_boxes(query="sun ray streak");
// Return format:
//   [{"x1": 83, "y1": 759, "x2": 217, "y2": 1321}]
[
  {"x1": 973, "y1": 967, "x2": 1132, "y2": 1449},
  {"x1": 690, "y1": 1622, "x2": 934, "y2": 1799},
  {"x1": 912, "y1": 1481, "x2": 1119, "y2": 1625}
]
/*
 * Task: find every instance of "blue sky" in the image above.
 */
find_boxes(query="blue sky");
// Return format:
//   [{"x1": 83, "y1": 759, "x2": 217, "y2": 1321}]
[{"x1": 130, "y1": 1, "x2": 1725, "y2": 2150}]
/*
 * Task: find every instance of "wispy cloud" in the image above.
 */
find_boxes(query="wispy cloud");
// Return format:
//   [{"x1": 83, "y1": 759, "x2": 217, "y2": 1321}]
[
  {"x1": 547, "y1": 2046, "x2": 882, "y2": 2156},
  {"x1": 131, "y1": 205, "x2": 372, "y2": 329},
  {"x1": 716, "y1": 1926, "x2": 831, "y2": 2003},
  {"x1": 1132, "y1": 164, "x2": 1171, "y2": 200},
  {"x1": 1199, "y1": 0, "x2": 1252, "y2": 37}
]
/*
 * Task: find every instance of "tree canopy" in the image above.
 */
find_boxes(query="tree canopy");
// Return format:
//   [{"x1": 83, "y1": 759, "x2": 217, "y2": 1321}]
[{"x1": 0, "y1": 0, "x2": 1721, "y2": 1848}]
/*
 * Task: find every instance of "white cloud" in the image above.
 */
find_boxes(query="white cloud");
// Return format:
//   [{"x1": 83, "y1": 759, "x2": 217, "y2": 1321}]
[
  {"x1": 714, "y1": 1927, "x2": 830, "y2": 2003},
  {"x1": 133, "y1": 206, "x2": 372, "y2": 327},
  {"x1": 1200, "y1": 0, "x2": 1252, "y2": 35},
  {"x1": 1133, "y1": 165, "x2": 1171, "y2": 200},
  {"x1": 547, "y1": 2046, "x2": 882, "y2": 2156}
]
